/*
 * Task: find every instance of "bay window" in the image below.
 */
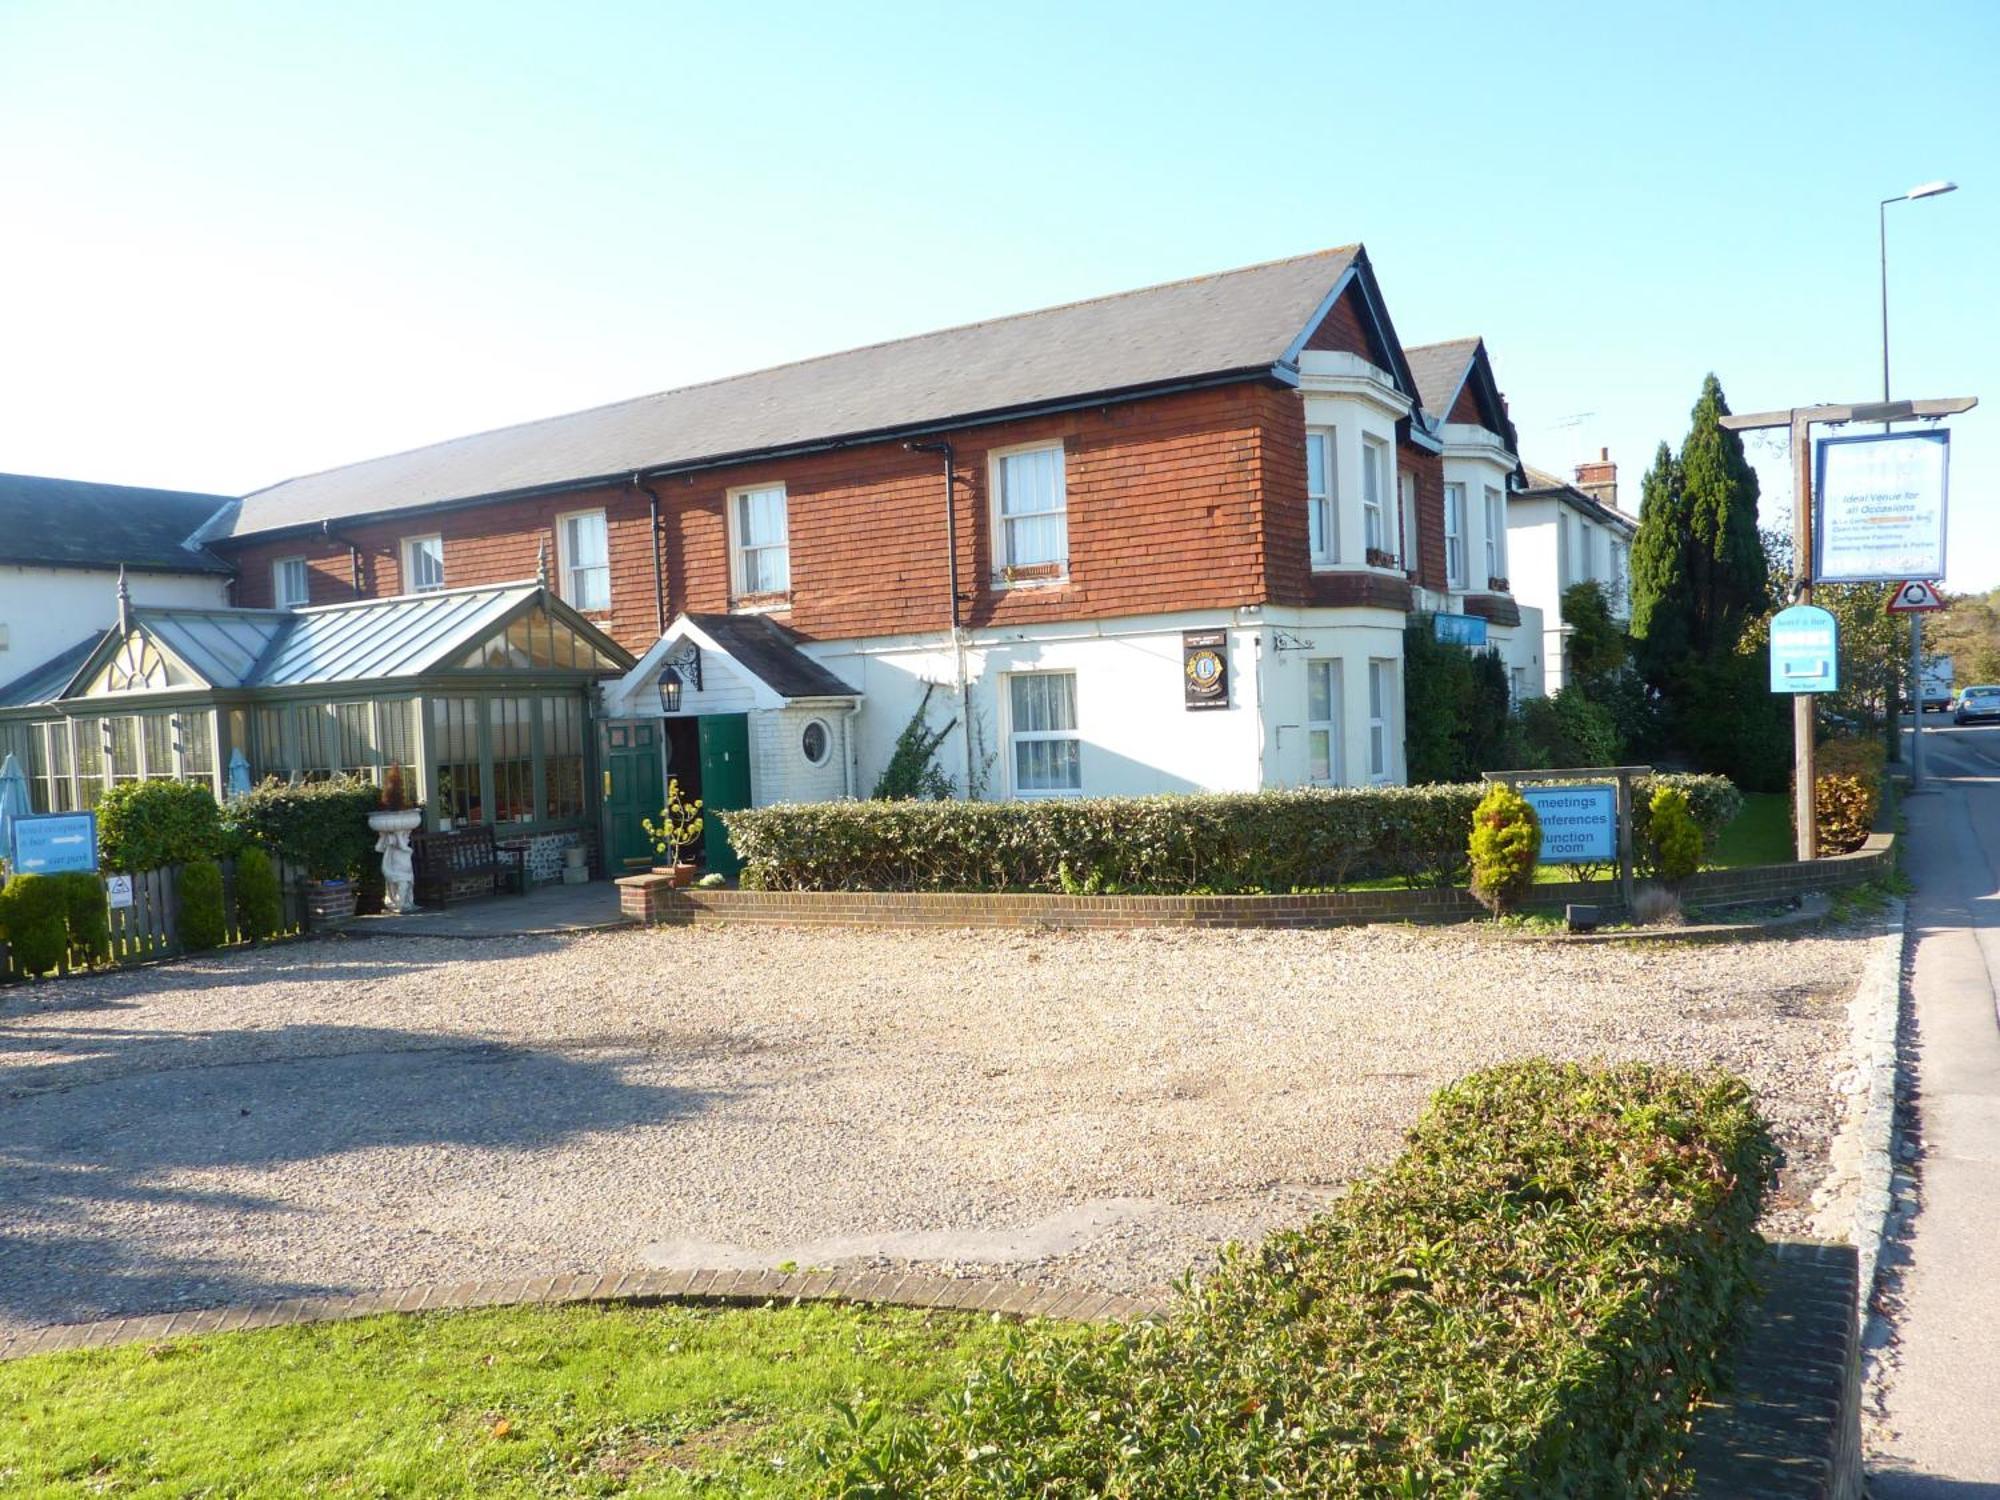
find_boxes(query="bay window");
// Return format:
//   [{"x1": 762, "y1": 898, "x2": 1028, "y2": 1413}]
[
  {"x1": 1306, "y1": 659, "x2": 1343, "y2": 785},
  {"x1": 1362, "y1": 436, "x2": 1389, "y2": 558},
  {"x1": 1367, "y1": 658, "x2": 1394, "y2": 782},
  {"x1": 1483, "y1": 485, "x2": 1506, "y2": 584},
  {"x1": 1305, "y1": 427, "x2": 1337, "y2": 566},
  {"x1": 1442, "y1": 484, "x2": 1466, "y2": 589}
]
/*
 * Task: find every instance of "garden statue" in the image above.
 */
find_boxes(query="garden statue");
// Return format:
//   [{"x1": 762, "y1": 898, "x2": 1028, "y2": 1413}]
[{"x1": 367, "y1": 764, "x2": 423, "y2": 913}]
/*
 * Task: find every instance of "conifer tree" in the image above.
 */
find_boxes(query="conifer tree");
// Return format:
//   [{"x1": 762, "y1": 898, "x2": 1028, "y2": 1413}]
[{"x1": 1628, "y1": 441, "x2": 1687, "y2": 677}]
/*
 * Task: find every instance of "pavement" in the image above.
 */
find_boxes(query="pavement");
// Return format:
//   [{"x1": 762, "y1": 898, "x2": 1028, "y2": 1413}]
[
  {"x1": 347, "y1": 879, "x2": 623, "y2": 937},
  {"x1": 1868, "y1": 713, "x2": 2000, "y2": 1495}
]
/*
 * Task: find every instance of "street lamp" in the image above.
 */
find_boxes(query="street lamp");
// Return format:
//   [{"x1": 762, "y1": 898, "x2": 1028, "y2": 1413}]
[{"x1": 1878, "y1": 178, "x2": 1958, "y2": 790}]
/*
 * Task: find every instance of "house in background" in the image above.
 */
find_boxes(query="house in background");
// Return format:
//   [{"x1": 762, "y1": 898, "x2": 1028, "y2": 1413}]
[
  {"x1": 1508, "y1": 451, "x2": 1637, "y2": 693},
  {"x1": 0, "y1": 474, "x2": 234, "y2": 689}
]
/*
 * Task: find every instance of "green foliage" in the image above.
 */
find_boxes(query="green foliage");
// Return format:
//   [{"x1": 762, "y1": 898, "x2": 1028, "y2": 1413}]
[
  {"x1": 233, "y1": 846, "x2": 283, "y2": 941},
  {"x1": 1679, "y1": 651, "x2": 1792, "y2": 794},
  {"x1": 1512, "y1": 687, "x2": 1622, "y2": 769},
  {"x1": 1560, "y1": 580, "x2": 1628, "y2": 691},
  {"x1": 55, "y1": 871, "x2": 111, "y2": 964},
  {"x1": 176, "y1": 860, "x2": 228, "y2": 952},
  {"x1": 221, "y1": 776, "x2": 377, "y2": 881},
  {"x1": 728, "y1": 778, "x2": 1735, "y2": 896},
  {"x1": 0, "y1": 873, "x2": 69, "y2": 975},
  {"x1": 1402, "y1": 625, "x2": 1513, "y2": 784},
  {"x1": 872, "y1": 682, "x2": 957, "y2": 800},
  {"x1": 818, "y1": 1061, "x2": 1777, "y2": 1498},
  {"x1": 1647, "y1": 786, "x2": 1704, "y2": 882},
  {"x1": 95, "y1": 779, "x2": 225, "y2": 873},
  {"x1": 1467, "y1": 782, "x2": 1540, "y2": 913},
  {"x1": 1810, "y1": 737, "x2": 1885, "y2": 854},
  {"x1": 1628, "y1": 440, "x2": 1688, "y2": 668}
]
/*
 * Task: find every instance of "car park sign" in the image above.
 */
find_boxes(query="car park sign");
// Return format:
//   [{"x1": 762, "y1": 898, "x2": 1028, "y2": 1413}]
[
  {"x1": 1769, "y1": 604, "x2": 1840, "y2": 695},
  {"x1": 9, "y1": 811, "x2": 99, "y2": 875}
]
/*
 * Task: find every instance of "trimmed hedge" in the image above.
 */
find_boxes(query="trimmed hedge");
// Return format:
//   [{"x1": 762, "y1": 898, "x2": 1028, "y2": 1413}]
[
  {"x1": 0, "y1": 873, "x2": 69, "y2": 975},
  {"x1": 234, "y1": 847, "x2": 283, "y2": 942},
  {"x1": 177, "y1": 860, "x2": 228, "y2": 952},
  {"x1": 95, "y1": 779, "x2": 225, "y2": 874},
  {"x1": 728, "y1": 775, "x2": 1742, "y2": 894},
  {"x1": 817, "y1": 1061, "x2": 1776, "y2": 1497},
  {"x1": 222, "y1": 776, "x2": 377, "y2": 882}
]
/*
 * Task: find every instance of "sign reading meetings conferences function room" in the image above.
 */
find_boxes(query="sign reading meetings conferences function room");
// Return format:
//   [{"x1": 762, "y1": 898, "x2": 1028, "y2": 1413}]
[{"x1": 1814, "y1": 430, "x2": 1949, "y2": 584}]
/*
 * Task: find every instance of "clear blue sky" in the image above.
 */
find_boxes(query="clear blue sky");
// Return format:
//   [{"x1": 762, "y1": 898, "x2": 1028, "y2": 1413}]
[{"x1": 3, "y1": 1, "x2": 1994, "y2": 583}]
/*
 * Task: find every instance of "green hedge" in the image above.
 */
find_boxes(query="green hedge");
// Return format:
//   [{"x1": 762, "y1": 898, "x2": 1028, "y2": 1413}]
[
  {"x1": 222, "y1": 776, "x2": 377, "y2": 882},
  {"x1": 818, "y1": 1060, "x2": 1775, "y2": 1497},
  {"x1": 727, "y1": 775, "x2": 1741, "y2": 894},
  {"x1": 95, "y1": 779, "x2": 226, "y2": 874}
]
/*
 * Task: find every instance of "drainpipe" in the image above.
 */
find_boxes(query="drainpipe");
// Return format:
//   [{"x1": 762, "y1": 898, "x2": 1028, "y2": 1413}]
[
  {"x1": 905, "y1": 440, "x2": 973, "y2": 797},
  {"x1": 632, "y1": 474, "x2": 668, "y2": 635},
  {"x1": 321, "y1": 519, "x2": 363, "y2": 595}
]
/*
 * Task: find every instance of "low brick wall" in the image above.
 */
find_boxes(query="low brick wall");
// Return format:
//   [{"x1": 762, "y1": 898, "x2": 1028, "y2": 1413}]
[{"x1": 618, "y1": 831, "x2": 1894, "y2": 931}]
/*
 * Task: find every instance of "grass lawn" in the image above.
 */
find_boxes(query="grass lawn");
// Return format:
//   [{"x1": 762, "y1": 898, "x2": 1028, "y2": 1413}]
[
  {"x1": 1707, "y1": 792, "x2": 1793, "y2": 869},
  {"x1": 0, "y1": 1301, "x2": 1016, "y2": 1497}
]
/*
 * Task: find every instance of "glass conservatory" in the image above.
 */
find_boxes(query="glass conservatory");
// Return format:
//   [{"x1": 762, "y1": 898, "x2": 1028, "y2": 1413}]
[{"x1": 0, "y1": 583, "x2": 633, "y2": 842}]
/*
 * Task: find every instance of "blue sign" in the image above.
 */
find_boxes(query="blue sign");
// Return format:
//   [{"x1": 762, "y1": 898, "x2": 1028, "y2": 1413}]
[
  {"x1": 1769, "y1": 604, "x2": 1840, "y2": 695},
  {"x1": 1522, "y1": 784, "x2": 1617, "y2": 864},
  {"x1": 1433, "y1": 613, "x2": 1488, "y2": 648},
  {"x1": 10, "y1": 811, "x2": 99, "y2": 875}
]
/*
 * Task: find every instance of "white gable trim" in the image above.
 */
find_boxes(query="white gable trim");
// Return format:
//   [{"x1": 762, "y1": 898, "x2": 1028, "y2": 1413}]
[{"x1": 604, "y1": 615, "x2": 859, "y2": 717}]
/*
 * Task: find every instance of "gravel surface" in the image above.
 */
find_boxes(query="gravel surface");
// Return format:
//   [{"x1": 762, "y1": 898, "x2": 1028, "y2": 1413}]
[{"x1": 0, "y1": 921, "x2": 1867, "y2": 1335}]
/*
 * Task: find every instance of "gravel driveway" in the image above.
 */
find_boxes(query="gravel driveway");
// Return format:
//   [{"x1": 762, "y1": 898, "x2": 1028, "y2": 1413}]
[{"x1": 1, "y1": 921, "x2": 1868, "y2": 1336}]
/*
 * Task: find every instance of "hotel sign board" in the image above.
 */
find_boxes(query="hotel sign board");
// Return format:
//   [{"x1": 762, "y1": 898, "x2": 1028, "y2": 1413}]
[
  {"x1": 10, "y1": 811, "x2": 99, "y2": 875},
  {"x1": 1814, "y1": 431, "x2": 1949, "y2": 584},
  {"x1": 1769, "y1": 604, "x2": 1840, "y2": 696},
  {"x1": 1521, "y1": 784, "x2": 1618, "y2": 865}
]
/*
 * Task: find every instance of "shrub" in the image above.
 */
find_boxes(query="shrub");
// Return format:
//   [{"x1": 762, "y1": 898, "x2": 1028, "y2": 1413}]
[
  {"x1": 54, "y1": 871, "x2": 111, "y2": 964},
  {"x1": 222, "y1": 776, "x2": 377, "y2": 881},
  {"x1": 727, "y1": 775, "x2": 1741, "y2": 895},
  {"x1": 0, "y1": 873, "x2": 69, "y2": 975},
  {"x1": 177, "y1": 860, "x2": 228, "y2": 951},
  {"x1": 233, "y1": 846, "x2": 283, "y2": 941},
  {"x1": 1402, "y1": 626, "x2": 1512, "y2": 784},
  {"x1": 1513, "y1": 686, "x2": 1623, "y2": 769},
  {"x1": 872, "y1": 683, "x2": 958, "y2": 800},
  {"x1": 1467, "y1": 782, "x2": 1540, "y2": 913},
  {"x1": 1646, "y1": 784, "x2": 1704, "y2": 882},
  {"x1": 818, "y1": 1061, "x2": 1776, "y2": 1497},
  {"x1": 95, "y1": 779, "x2": 225, "y2": 873},
  {"x1": 1809, "y1": 737, "x2": 1884, "y2": 854}
]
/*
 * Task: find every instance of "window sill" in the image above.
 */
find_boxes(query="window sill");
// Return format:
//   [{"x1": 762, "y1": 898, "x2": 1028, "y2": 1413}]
[
  {"x1": 991, "y1": 567, "x2": 1069, "y2": 591},
  {"x1": 728, "y1": 593, "x2": 792, "y2": 614},
  {"x1": 1312, "y1": 561, "x2": 1406, "y2": 577},
  {"x1": 1013, "y1": 788, "x2": 1084, "y2": 800}
]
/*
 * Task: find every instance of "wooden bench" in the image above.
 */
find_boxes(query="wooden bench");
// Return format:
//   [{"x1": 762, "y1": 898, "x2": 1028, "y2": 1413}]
[{"x1": 412, "y1": 826, "x2": 527, "y2": 908}]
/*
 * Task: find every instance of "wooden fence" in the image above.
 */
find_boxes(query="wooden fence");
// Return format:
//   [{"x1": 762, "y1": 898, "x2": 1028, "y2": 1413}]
[{"x1": 0, "y1": 857, "x2": 311, "y2": 983}]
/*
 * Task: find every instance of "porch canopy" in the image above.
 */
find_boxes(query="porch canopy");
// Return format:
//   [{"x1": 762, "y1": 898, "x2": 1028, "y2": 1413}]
[{"x1": 0, "y1": 581, "x2": 633, "y2": 837}]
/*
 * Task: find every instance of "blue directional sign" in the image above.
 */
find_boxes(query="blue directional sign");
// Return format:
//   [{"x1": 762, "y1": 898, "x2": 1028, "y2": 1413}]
[
  {"x1": 1769, "y1": 604, "x2": 1840, "y2": 695},
  {"x1": 1521, "y1": 785, "x2": 1617, "y2": 864},
  {"x1": 10, "y1": 811, "x2": 99, "y2": 875}
]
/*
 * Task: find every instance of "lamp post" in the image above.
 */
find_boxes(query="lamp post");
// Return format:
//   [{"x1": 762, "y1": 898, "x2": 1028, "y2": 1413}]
[{"x1": 1880, "y1": 179, "x2": 1957, "y2": 791}]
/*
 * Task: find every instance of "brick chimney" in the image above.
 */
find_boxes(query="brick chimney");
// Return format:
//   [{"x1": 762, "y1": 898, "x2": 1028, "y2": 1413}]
[{"x1": 1574, "y1": 448, "x2": 1617, "y2": 511}]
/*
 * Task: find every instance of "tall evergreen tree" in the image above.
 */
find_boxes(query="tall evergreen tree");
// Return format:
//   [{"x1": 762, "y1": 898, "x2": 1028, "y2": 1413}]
[
  {"x1": 1627, "y1": 440, "x2": 1688, "y2": 677},
  {"x1": 1677, "y1": 373, "x2": 1768, "y2": 653}
]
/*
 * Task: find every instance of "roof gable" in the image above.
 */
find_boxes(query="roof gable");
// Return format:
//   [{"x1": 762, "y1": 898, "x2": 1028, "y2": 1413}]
[
  {"x1": 606, "y1": 612, "x2": 858, "y2": 716},
  {"x1": 219, "y1": 247, "x2": 1368, "y2": 541},
  {"x1": 1405, "y1": 337, "x2": 1520, "y2": 458}
]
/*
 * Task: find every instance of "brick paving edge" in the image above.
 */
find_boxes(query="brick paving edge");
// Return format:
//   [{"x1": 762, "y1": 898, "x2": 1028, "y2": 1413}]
[{"x1": 0, "y1": 1269, "x2": 1171, "y2": 1361}]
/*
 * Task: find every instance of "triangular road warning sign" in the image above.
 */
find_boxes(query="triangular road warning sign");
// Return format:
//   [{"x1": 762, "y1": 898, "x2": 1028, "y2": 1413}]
[{"x1": 1887, "y1": 579, "x2": 1946, "y2": 613}]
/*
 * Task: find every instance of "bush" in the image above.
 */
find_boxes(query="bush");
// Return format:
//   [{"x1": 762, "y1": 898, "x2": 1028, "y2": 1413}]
[
  {"x1": 818, "y1": 1061, "x2": 1776, "y2": 1497},
  {"x1": 177, "y1": 860, "x2": 228, "y2": 952},
  {"x1": 1512, "y1": 686, "x2": 1623, "y2": 769},
  {"x1": 1646, "y1": 785, "x2": 1704, "y2": 882},
  {"x1": 222, "y1": 776, "x2": 377, "y2": 881},
  {"x1": 1467, "y1": 782, "x2": 1540, "y2": 913},
  {"x1": 233, "y1": 846, "x2": 283, "y2": 941},
  {"x1": 727, "y1": 776, "x2": 1742, "y2": 895},
  {"x1": 1402, "y1": 626, "x2": 1511, "y2": 784},
  {"x1": 0, "y1": 873, "x2": 69, "y2": 975},
  {"x1": 54, "y1": 871, "x2": 111, "y2": 964},
  {"x1": 1809, "y1": 737, "x2": 1885, "y2": 854},
  {"x1": 95, "y1": 779, "x2": 225, "y2": 873}
]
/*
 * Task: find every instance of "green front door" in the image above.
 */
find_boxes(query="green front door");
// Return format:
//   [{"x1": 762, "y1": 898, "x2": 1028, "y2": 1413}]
[
  {"x1": 697, "y1": 712, "x2": 752, "y2": 878},
  {"x1": 605, "y1": 721, "x2": 664, "y2": 874}
]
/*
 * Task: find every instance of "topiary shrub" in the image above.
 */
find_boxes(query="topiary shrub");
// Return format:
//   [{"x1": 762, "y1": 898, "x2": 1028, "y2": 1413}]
[
  {"x1": 1646, "y1": 785, "x2": 1705, "y2": 883},
  {"x1": 1467, "y1": 782, "x2": 1540, "y2": 914},
  {"x1": 0, "y1": 873, "x2": 70, "y2": 976},
  {"x1": 233, "y1": 846, "x2": 283, "y2": 941},
  {"x1": 221, "y1": 776, "x2": 376, "y2": 882},
  {"x1": 176, "y1": 859, "x2": 228, "y2": 952},
  {"x1": 54, "y1": 871, "x2": 111, "y2": 965},
  {"x1": 95, "y1": 779, "x2": 225, "y2": 873}
]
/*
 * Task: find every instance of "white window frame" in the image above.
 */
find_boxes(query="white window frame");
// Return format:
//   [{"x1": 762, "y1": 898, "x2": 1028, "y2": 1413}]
[
  {"x1": 1483, "y1": 485, "x2": 1506, "y2": 585},
  {"x1": 1306, "y1": 658, "x2": 1343, "y2": 786},
  {"x1": 555, "y1": 509, "x2": 611, "y2": 612},
  {"x1": 989, "y1": 441, "x2": 1069, "y2": 580},
  {"x1": 1361, "y1": 435, "x2": 1389, "y2": 559},
  {"x1": 1005, "y1": 669, "x2": 1082, "y2": 798},
  {"x1": 1442, "y1": 483, "x2": 1467, "y2": 589},
  {"x1": 1398, "y1": 470, "x2": 1418, "y2": 573},
  {"x1": 274, "y1": 557, "x2": 310, "y2": 609},
  {"x1": 1367, "y1": 658, "x2": 1395, "y2": 783},
  {"x1": 727, "y1": 482, "x2": 792, "y2": 600},
  {"x1": 1305, "y1": 426, "x2": 1339, "y2": 568},
  {"x1": 401, "y1": 534, "x2": 445, "y2": 594}
]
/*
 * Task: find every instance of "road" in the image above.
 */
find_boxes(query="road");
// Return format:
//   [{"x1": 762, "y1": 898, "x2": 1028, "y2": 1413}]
[{"x1": 1871, "y1": 710, "x2": 2000, "y2": 1496}]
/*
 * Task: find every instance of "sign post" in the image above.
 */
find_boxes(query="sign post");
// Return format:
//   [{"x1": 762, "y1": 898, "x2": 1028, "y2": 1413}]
[{"x1": 1888, "y1": 578, "x2": 1948, "y2": 790}]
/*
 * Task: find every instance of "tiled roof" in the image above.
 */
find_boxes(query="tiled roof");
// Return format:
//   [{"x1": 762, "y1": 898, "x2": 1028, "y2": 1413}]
[
  {"x1": 214, "y1": 247, "x2": 1369, "y2": 540},
  {"x1": 0, "y1": 473, "x2": 233, "y2": 573},
  {"x1": 687, "y1": 613, "x2": 857, "y2": 699},
  {"x1": 1518, "y1": 464, "x2": 1636, "y2": 532},
  {"x1": 1403, "y1": 337, "x2": 1482, "y2": 418}
]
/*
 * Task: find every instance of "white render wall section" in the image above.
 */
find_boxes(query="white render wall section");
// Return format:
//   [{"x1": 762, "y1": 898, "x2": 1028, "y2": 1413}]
[
  {"x1": 0, "y1": 565, "x2": 228, "y2": 685},
  {"x1": 1506, "y1": 491, "x2": 1634, "y2": 693}
]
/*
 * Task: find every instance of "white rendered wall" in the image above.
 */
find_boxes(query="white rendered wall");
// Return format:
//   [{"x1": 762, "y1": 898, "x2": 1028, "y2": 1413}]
[{"x1": 0, "y1": 566, "x2": 227, "y2": 685}]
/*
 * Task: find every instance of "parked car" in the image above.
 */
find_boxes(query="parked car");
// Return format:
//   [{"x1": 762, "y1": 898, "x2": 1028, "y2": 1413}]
[{"x1": 1954, "y1": 685, "x2": 2000, "y2": 725}]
